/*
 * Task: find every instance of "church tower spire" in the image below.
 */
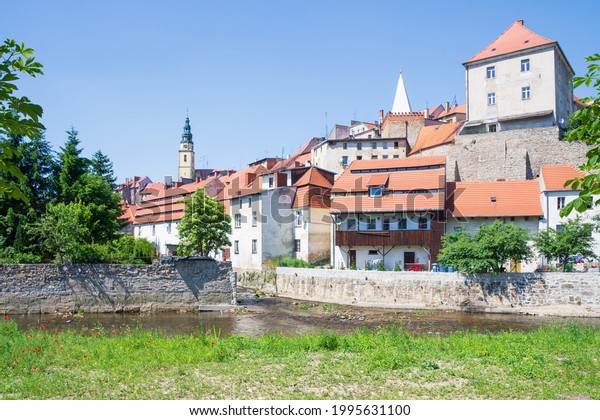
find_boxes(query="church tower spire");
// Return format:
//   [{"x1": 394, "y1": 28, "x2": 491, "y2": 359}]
[
  {"x1": 178, "y1": 116, "x2": 195, "y2": 182},
  {"x1": 391, "y1": 70, "x2": 412, "y2": 113}
]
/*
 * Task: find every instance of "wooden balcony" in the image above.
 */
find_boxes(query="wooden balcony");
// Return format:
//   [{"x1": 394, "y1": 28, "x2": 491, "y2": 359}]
[{"x1": 335, "y1": 228, "x2": 443, "y2": 259}]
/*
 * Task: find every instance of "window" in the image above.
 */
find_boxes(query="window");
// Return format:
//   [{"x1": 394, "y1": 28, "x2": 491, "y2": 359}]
[
  {"x1": 347, "y1": 218, "x2": 356, "y2": 231},
  {"x1": 383, "y1": 142, "x2": 388, "y2": 149},
  {"x1": 183, "y1": 155, "x2": 187, "y2": 162},
  {"x1": 521, "y1": 59, "x2": 530, "y2": 72},
  {"x1": 556, "y1": 224, "x2": 564, "y2": 231},
  {"x1": 167, "y1": 223, "x2": 171, "y2": 234},
  {"x1": 368, "y1": 250, "x2": 378, "y2": 256},
  {"x1": 234, "y1": 240, "x2": 239, "y2": 254},
  {"x1": 383, "y1": 218, "x2": 390, "y2": 231},
  {"x1": 418, "y1": 217, "x2": 428, "y2": 230},
  {"x1": 557, "y1": 197, "x2": 566, "y2": 210},
  {"x1": 369, "y1": 186, "x2": 383, "y2": 197},
  {"x1": 296, "y1": 210, "x2": 303, "y2": 227},
  {"x1": 367, "y1": 218, "x2": 376, "y2": 230},
  {"x1": 268, "y1": 177, "x2": 274, "y2": 188},
  {"x1": 521, "y1": 86, "x2": 531, "y2": 100},
  {"x1": 382, "y1": 155, "x2": 389, "y2": 159},
  {"x1": 372, "y1": 142, "x2": 377, "y2": 149},
  {"x1": 487, "y1": 92, "x2": 496, "y2": 105},
  {"x1": 294, "y1": 239, "x2": 301, "y2": 252},
  {"x1": 393, "y1": 155, "x2": 399, "y2": 159},
  {"x1": 488, "y1": 124, "x2": 497, "y2": 133},
  {"x1": 394, "y1": 141, "x2": 399, "y2": 149},
  {"x1": 252, "y1": 211, "x2": 257, "y2": 227},
  {"x1": 486, "y1": 66, "x2": 496, "y2": 78},
  {"x1": 152, "y1": 225, "x2": 155, "y2": 236},
  {"x1": 399, "y1": 218, "x2": 407, "y2": 229},
  {"x1": 356, "y1": 155, "x2": 362, "y2": 160},
  {"x1": 357, "y1": 142, "x2": 362, "y2": 150},
  {"x1": 371, "y1": 155, "x2": 378, "y2": 160},
  {"x1": 342, "y1": 156, "x2": 348, "y2": 166},
  {"x1": 343, "y1": 142, "x2": 348, "y2": 150},
  {"x1": 248, "y1": 197, "x2": 252, "y2": 207},
  {"x1": 252, "y1": 239, "x2": 257, "y2": 254},
  {"x1": 235, "y1": 213, "x2": 241, "y2": 228}
]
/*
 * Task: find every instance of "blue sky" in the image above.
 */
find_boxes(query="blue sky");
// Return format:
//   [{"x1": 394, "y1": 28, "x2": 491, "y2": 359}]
[{"x1": 4, "y1": 0, "x2": 599, "y2": 184}]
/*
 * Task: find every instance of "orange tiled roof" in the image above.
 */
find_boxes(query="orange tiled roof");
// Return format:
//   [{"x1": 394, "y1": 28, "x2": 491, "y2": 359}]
[
  {"x1": 435, "y1": 104, "x2": 466, "y2": 119},
  {"x1": 428, "y1": 104, "x2": 446, "y2": 119},
  {"x1": 331, "y1": 156, "x2": 446, "y2": 213},
  {"x1": 409, "y1": 121, "x2": 465, "y2": 155},
  {"x1": 221, "y1": 164, "x2": 268, "y2": 200},
  {"x1": 464, "y1": 20, "x2": 554, "y2": 64},
  {"x1": 270, "y1": 137, "x2": 322, "y2": 172},
  {"x1": 293, "y1": 185, "x2": 331, "y2": 209},
  {"x1": 540, "y1": 165, "x2": 584, "y2": 191},
  {"x1": 447, "y1": 180, "x2": 543, "y2": 217},
  {"x1": 119, "y1": 201, "x2": 138, "y2": 224},
  {"x1": 293, "y1": 167, "x2": 333, "y2": 189},
  {"x1": 331, "y1": 193, "x2": 445, "y2": 214}
]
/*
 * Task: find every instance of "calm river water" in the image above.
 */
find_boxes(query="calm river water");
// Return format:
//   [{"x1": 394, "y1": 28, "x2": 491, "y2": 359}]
[{"x1": 11, "y1": 291, "x2": 600, "y2": 337}]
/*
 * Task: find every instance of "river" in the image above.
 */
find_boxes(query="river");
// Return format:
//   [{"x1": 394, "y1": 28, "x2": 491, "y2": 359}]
[{"x1": 10, "y1": 291, "x2": 600, "y2": 337}]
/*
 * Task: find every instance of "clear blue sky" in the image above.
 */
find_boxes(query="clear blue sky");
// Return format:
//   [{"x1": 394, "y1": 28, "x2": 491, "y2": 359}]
[{"x1": 4, "y1": 0, "x2": 599, "y2": 184}]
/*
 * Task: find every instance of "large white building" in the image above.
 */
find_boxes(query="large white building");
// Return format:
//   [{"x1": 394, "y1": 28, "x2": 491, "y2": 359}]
[{"x1": 462, "y1": 19, "x2": 575, "y2": 134}]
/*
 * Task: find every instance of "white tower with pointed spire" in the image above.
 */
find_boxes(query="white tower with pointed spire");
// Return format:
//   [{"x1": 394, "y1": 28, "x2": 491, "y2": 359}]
[{"x1": 392, "y1": 70, "x2": 412, "y2": 113}]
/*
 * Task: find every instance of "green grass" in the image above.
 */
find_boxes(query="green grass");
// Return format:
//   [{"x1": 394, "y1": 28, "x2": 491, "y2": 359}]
[{"x1": 1, "y1": 318, "x2": 599, "y2": 399}]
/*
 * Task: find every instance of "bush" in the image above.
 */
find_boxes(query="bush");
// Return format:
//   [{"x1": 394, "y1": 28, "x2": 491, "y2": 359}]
[
  {"x1": 394, "y1": 262, "x2": 402, "y2": 271},
  {"x1": 377, "y1": 260, "x2": 385, "y2": 271},
  {"x1": 0, "y1": 247, "x2": 42, "y2": 264},
  {"x1": 109, "y1": 236, "x2": 157, "y2": 264},
  {"x1": 277, "y1": 257, "x2": 314, "y2": 268}
]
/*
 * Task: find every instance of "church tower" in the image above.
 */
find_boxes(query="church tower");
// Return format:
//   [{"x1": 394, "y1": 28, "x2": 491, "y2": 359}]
[
  {"x1": 178, "y1": 116, "x2": 195, "y2": 181},
  {"x1": 391, "y1": 70, "x2": 412, "y2": 113}
]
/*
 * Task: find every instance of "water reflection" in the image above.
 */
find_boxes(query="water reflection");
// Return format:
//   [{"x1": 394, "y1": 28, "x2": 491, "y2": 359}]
[{"x1": 10, "y1": 292, "x2": 600, "y2": 337}]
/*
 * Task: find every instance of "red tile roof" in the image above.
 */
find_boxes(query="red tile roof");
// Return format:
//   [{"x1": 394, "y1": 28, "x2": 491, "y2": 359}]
[
  {"x1": 331, "y1": 156, "x2": 446, "y2": 213},
  {"x1": 540, "y1": 165, "x2": 585, "y2": 191},
  {"x1": 435, "y1": 104, "x2": 466, "y2": 119},
  {"x1": 293, "y1": 186, "x2": 331, "y2": 209},
  {"x1": 409, "y1": 121, "x2": 465, "y2": 155},
  {"x1": 269, "y1": 137, "x2": 322, "y2": 172},
  {"x1": 428, "y1": 104, "x2": 446, "y2": 119},
  {"x1": 464, "y1": 20, "x2": 554, "y2": 64},
  {"x1": 447, "y1": 180, "x2": 543, "y2": 217},
  {"x1": 293, "y1": 167, "x2": 333, "y2": 189}
]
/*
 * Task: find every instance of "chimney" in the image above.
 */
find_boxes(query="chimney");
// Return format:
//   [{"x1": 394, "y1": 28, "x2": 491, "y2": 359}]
[
  {"x1": 424, "y1": 107, "x2": 429, "y2": 119},
  {"x1": 379, "y1": 109, "x2": 384, "y2": 124},
  {"x1": 517, "y1": 19, "x2": 524, "y2": 25},
  {"x1": 445, "y1": 101, "x2": 450, "y2": 111}
]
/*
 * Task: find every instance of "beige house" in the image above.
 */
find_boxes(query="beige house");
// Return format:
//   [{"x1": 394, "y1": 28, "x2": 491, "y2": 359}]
[{"x1": 462, "y1": 19, "x2": 575, "y2": 134}]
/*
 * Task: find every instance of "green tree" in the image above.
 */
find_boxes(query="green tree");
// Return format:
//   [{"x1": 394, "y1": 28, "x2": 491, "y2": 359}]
[
  {"x1": 533, "y1": 218, "x2": 596, "y2": 271},
  {"x1": 38, "y1": 202, "x2": 92, "y2": 263},
  {"x1": 561, "y1": 53, "x2": 600, "y2": 216},
  {"x1": 56, "y1": 128, "x2": 89, "y2": 202},
  {"x1": 177, "y1": 189, "x2": 231, "y2": 257},
  {"x1": 91, "y1": 149, "x2": 117, "y2": 189},
  {"x1": 0, "y1": 39, "x2": 44, "y2": 202},
  {"x1": 72, "y1": 173, "x2": 123, "y2": 243},
  {"x1": 438, "y1": 220, "x2": 533, "y2": 273}
]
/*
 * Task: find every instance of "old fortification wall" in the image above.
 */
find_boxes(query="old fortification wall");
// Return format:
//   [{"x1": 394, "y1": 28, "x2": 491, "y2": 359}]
[
  {"x1": 251, "y1": 268, "x2": 600, "y2": 317},
  {"x1": 0, "y1": 258, "x2": 236, "y2": 315},
  {"x1": 416, "y1": 127, "x2": 588, "y2": 182}
]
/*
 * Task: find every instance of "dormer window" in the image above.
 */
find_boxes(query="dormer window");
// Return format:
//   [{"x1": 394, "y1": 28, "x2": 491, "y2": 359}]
[{"x1": 369, "y1": 186, "x2": 383, "y2": 197}]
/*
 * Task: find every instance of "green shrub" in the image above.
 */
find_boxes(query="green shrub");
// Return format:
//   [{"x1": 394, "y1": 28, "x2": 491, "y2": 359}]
[
  {"x1": 394, "y1": 262, "x2": 402, "y2": 271},
  {"x1": 377, "y1": 260, "x2": 385, "y2": 271},
  {"x1": 0, "y1": 247, "x2": 42, "y2": 264},
  {"x1": 109, "y1": 236, "x2": 157, "y2": 264},
  {"x1": 277, "y1": 257, "x2": 314, "y2": 268}
]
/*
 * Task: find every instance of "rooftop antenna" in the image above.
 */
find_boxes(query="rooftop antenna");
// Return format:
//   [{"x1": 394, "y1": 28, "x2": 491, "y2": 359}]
[{"x1": 452, "y1": 95, "x2": 457, "y2": 107}]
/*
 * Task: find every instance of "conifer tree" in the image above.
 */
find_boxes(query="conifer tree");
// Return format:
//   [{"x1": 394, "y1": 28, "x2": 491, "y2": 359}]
[{"x1": 91, "y1": 149, "x2": 117, "y2": 189}]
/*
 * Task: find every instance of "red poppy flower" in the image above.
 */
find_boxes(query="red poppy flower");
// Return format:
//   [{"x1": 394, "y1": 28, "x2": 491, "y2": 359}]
[
  {"x1": 82, "y1": 355, "x2": 88, "y2": 359},
  {"x1": 28, "y1": 333, "x2": 32, "y2": 337},
  {"x1": 3, "y1": 315, "x2": 9, "y2": 320},
  {"x1": 34, "y1": 348, "x2": 40, "y2": 353},
  {"x1": 54, "y1": 340, "x2": 58, "y2": 343},
  {"x1": 211, "y1": 342, "x2": 215, "y2": 346},
  {"x1": 26, "y1": 349, "x2": 30, "y2": 353},
  {"x1": 20, "y1": 349, "x2": 24, "y2": 353},
  {"x1": 147, "y1": 340, "x2": 152, "y2": 344},
  {"x1": 32, "y1": 367, "x2": 37, "y2": 371},
  {"x1": 13, "y1": 360, "x2": 18, "y2": 364},
  {"x1": 59, "y1": 347, "x2": 63, "y2": 351}
]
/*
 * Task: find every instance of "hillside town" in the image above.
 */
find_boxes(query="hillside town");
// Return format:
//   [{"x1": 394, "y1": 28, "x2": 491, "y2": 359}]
[{"x1": 119, "y1": 20, "x2": 597, "y2": 273}]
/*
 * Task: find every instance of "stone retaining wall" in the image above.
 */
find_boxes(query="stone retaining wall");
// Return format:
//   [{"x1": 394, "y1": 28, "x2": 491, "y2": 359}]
[
  {"x1": 263, "y1": 268, "x2": 600, "y2": 317},
  {"x1": 0, "y1": 258, "x2": 236, "y2": 315}
]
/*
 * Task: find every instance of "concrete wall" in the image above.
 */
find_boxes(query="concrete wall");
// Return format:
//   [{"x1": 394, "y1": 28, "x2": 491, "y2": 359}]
[
  {"x1": 293, "y1": 206, "x2": 331, "y2": 263},
  {"x1": 268, "y1": 268, "x2": 600, "y2": 316},
  {"x1": 0, "y1": 258, "x2": 236, "y2": 315}
]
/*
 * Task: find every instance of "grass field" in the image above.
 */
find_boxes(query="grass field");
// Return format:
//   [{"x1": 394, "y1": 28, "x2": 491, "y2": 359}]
[{"x1": 1, "y1": 317, "x2": 598, "y2": 399}]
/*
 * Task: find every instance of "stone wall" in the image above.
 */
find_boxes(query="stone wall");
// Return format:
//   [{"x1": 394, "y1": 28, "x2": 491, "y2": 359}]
[
  {"x1": 416, "y1": 126, "x2": 588, "y2": 182},
  {"x1": 268, "y1": 268, "x2": 600, "y2": 317},
  {"x1": 0, "y1": 258, "x2": 236, "y2": 315}
]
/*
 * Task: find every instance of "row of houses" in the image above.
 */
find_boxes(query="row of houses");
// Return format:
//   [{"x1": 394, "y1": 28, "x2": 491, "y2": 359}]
[{"x1": 119, "y1": 19, "x2": 596, "y2": 272}]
